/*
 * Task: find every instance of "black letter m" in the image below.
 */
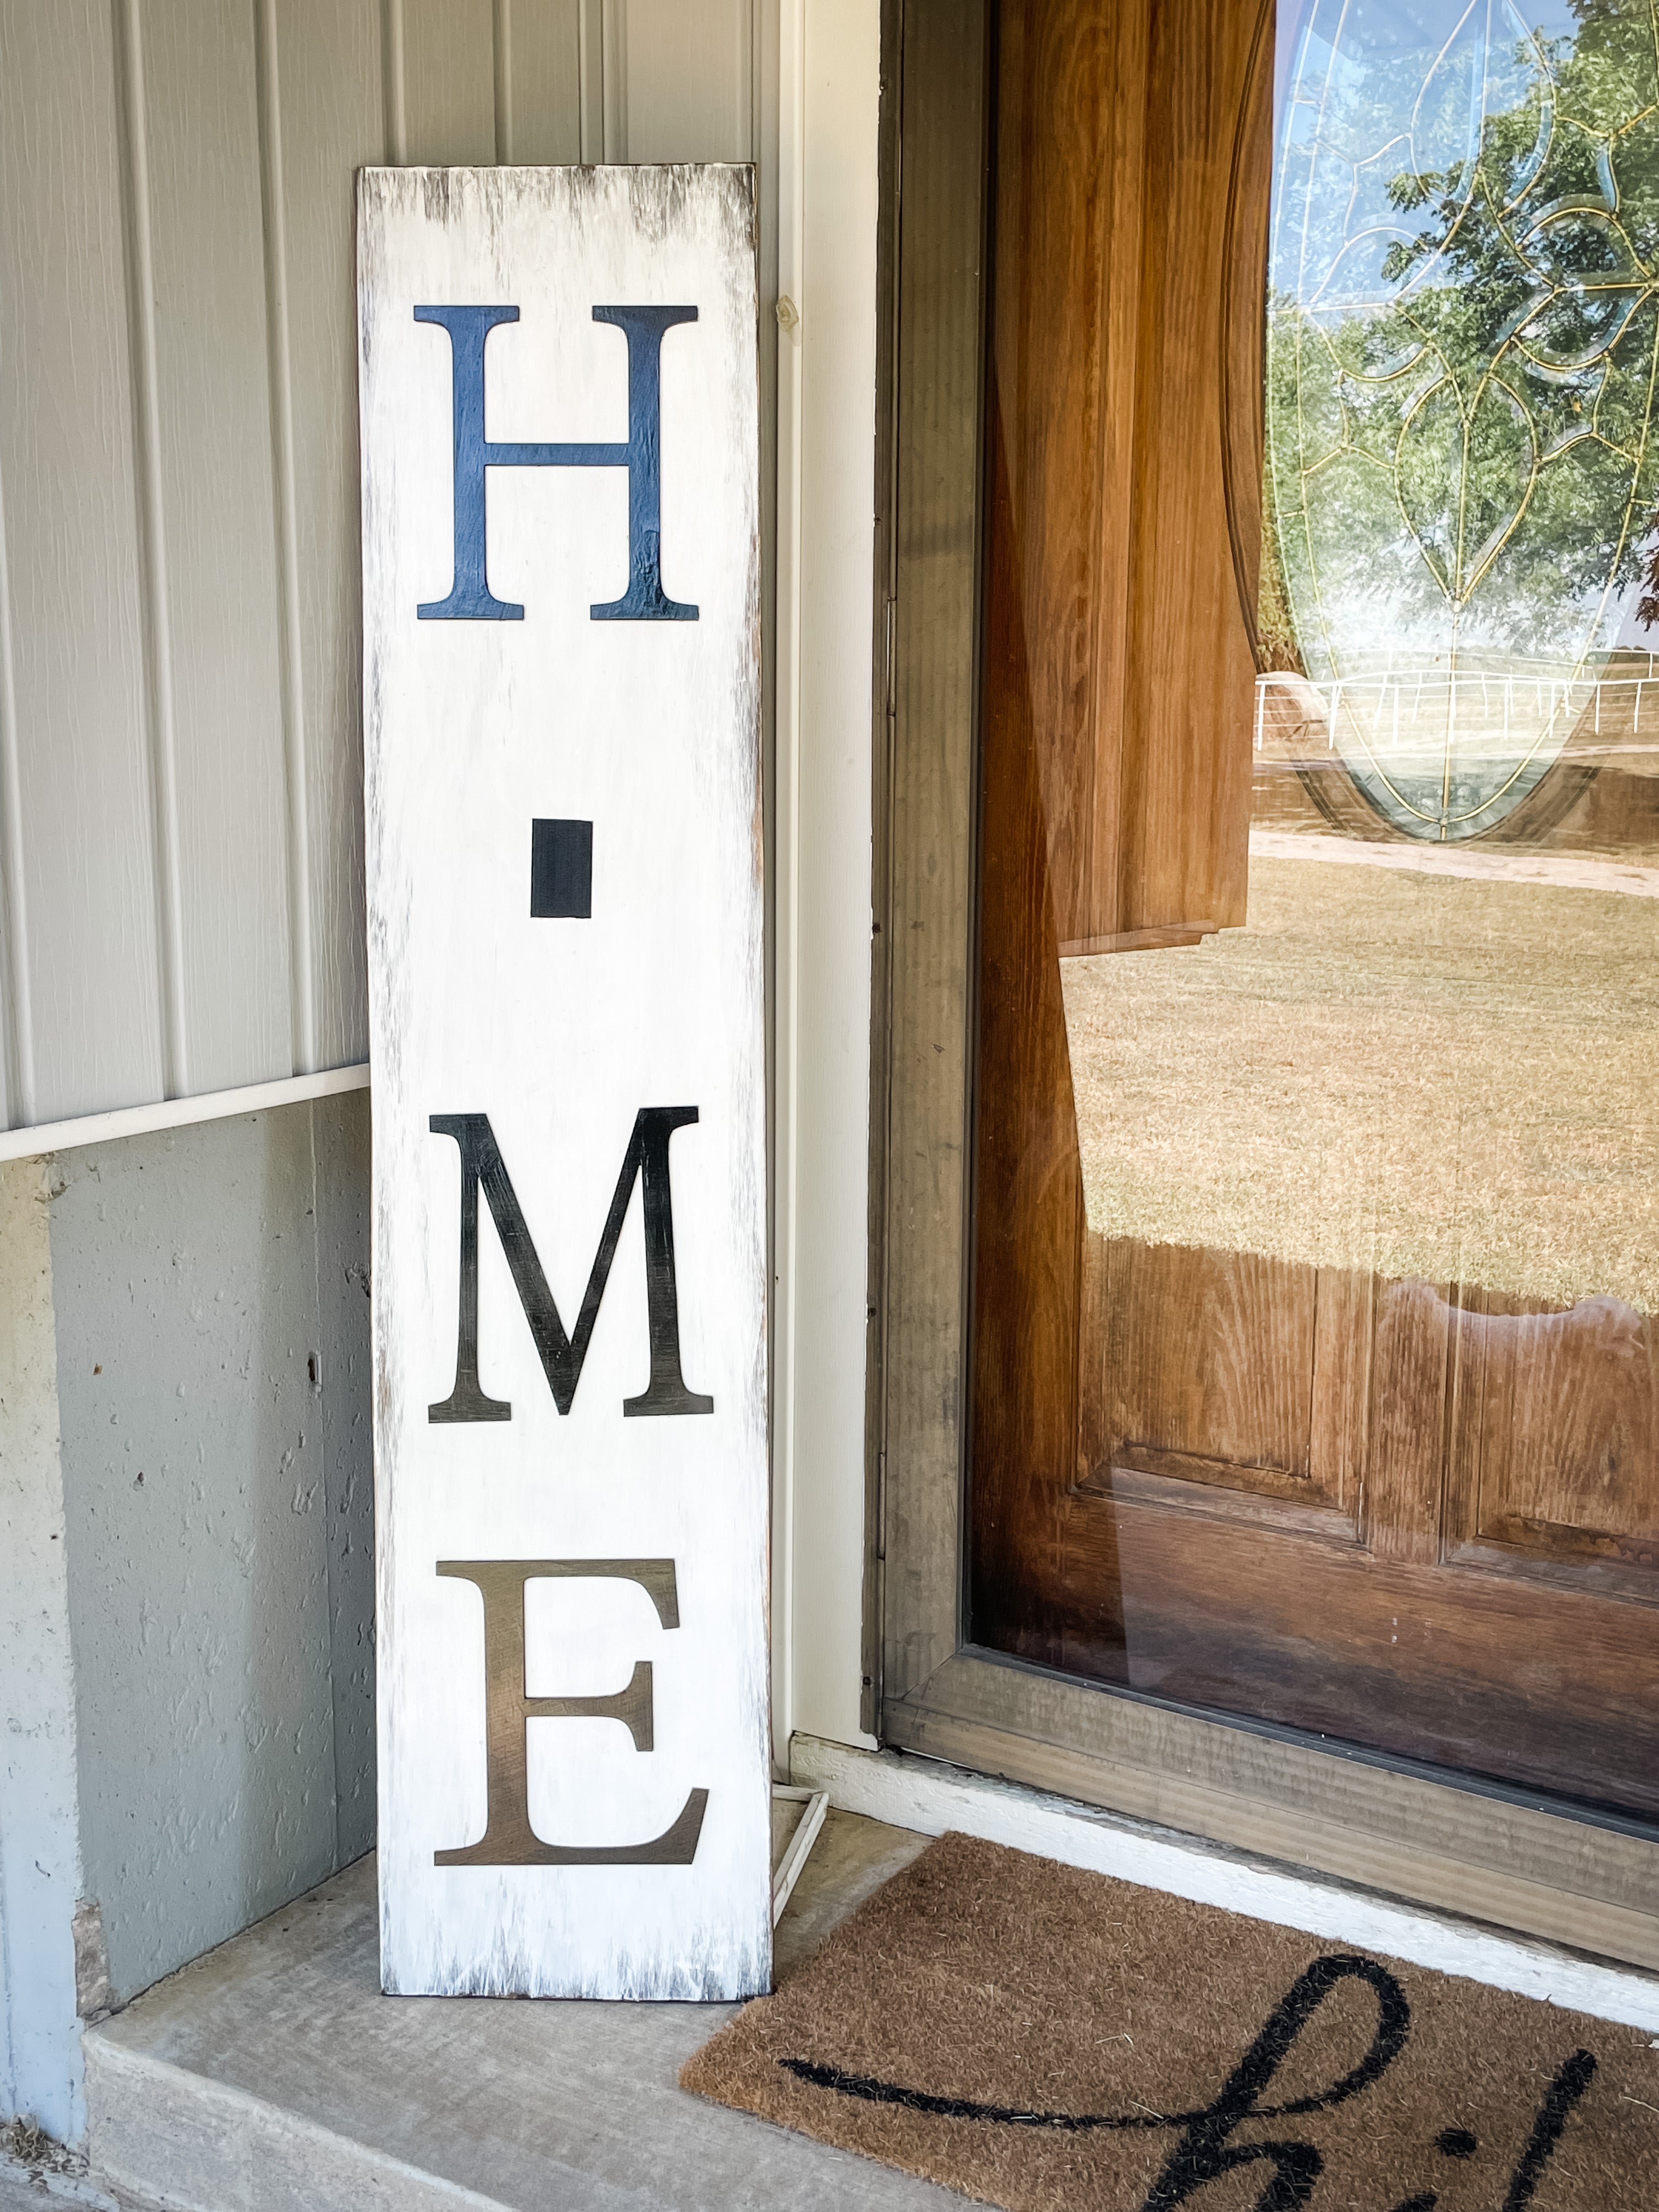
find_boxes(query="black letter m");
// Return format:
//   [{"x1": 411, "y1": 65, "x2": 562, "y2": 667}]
[{"x1": 427, "y1": 1109, "x2": 713, "y2": 1422}]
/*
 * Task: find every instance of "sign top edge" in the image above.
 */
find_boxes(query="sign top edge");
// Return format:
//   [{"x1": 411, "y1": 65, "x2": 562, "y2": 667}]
[
  {"x1": 356, "y1": 162, "x2": 757, "y2": 180},
  {"x1": 354, "y1": 163, "x2": 759, "y2": 228}
]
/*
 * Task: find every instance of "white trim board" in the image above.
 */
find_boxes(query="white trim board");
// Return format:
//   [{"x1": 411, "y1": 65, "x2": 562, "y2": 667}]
[
  {"x1": 771, "y1": 1785, "x2": 830, "y2": 1926},
  {"x1": 789, "y1": 1734, "x2": 1659, "y2": 2034},
  {"x1": 768, "y1": 0, "x2": 882, "y2": 1768},
  {"x1": 0, "y1": 1064, "x2": 370, "y2": 1164}
]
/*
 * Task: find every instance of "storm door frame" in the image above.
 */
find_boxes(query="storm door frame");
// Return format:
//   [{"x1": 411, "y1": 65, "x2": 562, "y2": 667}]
[{"x1": 866, "y1": 0, "x2": 1659, "y2": 1973}]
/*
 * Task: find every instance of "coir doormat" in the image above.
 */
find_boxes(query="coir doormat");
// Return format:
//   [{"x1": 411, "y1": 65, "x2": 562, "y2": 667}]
[{"x1": 680, "y1": 1832, "x2": 1659, "y2": 2210}]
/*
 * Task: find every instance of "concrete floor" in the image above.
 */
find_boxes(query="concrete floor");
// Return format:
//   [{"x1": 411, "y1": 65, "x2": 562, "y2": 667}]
[
  {"x1": 0, "y1": 2137, "x2": 112, "y2": 2212},
  {"x1": 81, "y1": 1811, "x2": 951, "y2": 2212}
]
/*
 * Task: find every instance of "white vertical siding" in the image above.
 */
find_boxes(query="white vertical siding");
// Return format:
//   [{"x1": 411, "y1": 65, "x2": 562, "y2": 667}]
[
  {"x1": 267, "y1": 0, "x2": 384, "y2": 1076},
  {"x1": 493, "y1": 1, "x2": 586, "y2": 164},
  {"x1": 0, "y1": 0, "x2": 771, "y2": 1133},
  {"x1": 0, "y1": 0, "x2": 163, "y2": 1131},
  {"x1": 398, "y1": 0, "x2": 499, "y2": 162},
  {"x1": 137, "y1": 1, "x2": 295, "y2": 1099},
  {"x1": 623, "y1": 0, "x2": 753, "y2": 160}
]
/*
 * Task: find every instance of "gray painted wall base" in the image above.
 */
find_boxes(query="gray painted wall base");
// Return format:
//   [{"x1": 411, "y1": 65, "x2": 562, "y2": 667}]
[
  {"x1": 0, "y1": 1158, "x2": 83, "y2": 2141},
  {"x1": 0, "y1": 1093, "x2": 375, "y2": 2143}
]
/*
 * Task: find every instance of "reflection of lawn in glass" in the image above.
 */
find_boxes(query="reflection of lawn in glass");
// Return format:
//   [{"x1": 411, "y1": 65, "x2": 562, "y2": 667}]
[{"x1": 1061, "y1": 856, "x2": 1659, "y2": 1312}]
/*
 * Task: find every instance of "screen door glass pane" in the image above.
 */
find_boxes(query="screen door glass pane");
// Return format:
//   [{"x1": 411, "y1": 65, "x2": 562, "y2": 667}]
[{"x1": 969, "y1": 0, "x2": 1659, "y2": 1824}]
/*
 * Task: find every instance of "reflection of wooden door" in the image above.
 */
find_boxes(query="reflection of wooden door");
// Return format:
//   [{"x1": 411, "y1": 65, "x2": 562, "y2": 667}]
[
  {"x1": 981, "y1": 0, "x2": 1261, "y2": 958},
  {"x1": 1058, "y1": 1246, "x2": 1659, "y2": 1816},
  {"x1": 968, "y1": 0, "x2": 1659, "y2": 1821}
]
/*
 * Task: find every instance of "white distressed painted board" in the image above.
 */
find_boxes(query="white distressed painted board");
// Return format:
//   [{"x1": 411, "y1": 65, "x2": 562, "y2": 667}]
[{"x1": 358, "y1": 165, "x2": 769, "y2": 1999}]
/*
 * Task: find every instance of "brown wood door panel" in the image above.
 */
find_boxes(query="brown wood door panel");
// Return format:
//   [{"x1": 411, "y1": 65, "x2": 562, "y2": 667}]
[
  {"x1": 970, "y1": 404, "x2": 1086, "y2": 1672},
  {"x1": 972, "y1": 0, "x2": 1268, "y2": 1671},
  {"x1": 987, "y1": 0, "x2": 1260, "y2": 957},
  {"x1": 1054, "y1": 1494, "x2": 1659, "y2": 1819},
  {"x1": 1311, "y1": 1262, "x2": 1374, "y2": 1519},
  {"x1": 1079, "y1": 1235, "x2": 1367, "y2": 1516},
  {"x1": 1363, "y1": 1277, "x2": 1454, "y2": 1565},
  {"x1": 1448, "y1": 1286, "x2": 1659, "y2": 1602},
  {"x1": 968, "y1": 0, "x2": 1659, "y2": 1823},
  {"x1": 887, "y1": 0, "x2": 1659, "y2": 1953},
  {"x1": 1077, "y1": 1459, "x2": 1359, "y2": 1542},
  {"x1": 1114, "y1": 0, "x2": 1261, "y2": 943},
  {"x1": 986, "y1": 0, "x2": 1126, "y2": 944},
  {"x1": 1050, "y1": 1244, "x2": 1659, "y2": 1801}
]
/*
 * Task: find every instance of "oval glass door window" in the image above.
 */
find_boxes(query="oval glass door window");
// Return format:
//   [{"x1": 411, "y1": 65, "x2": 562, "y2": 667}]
[{"x1": 1267, "y1": 0, "x2": 1659, "y2": 840}]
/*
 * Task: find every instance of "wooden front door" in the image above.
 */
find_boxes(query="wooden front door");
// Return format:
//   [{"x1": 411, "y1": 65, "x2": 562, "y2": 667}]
[{"x1": 969, "y1": 0, "x2": 1659, "y2": 1822}]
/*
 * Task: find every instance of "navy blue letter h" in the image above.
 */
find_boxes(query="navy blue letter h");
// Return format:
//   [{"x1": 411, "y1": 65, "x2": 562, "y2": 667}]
[{"x1": 414, "y1": 303, "x2": 698, "y2": 622}]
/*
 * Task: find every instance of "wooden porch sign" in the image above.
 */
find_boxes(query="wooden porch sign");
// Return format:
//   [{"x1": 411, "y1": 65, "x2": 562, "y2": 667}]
[{"x1": 357, "y1": 166, "x2": 769, "y2": 1999}]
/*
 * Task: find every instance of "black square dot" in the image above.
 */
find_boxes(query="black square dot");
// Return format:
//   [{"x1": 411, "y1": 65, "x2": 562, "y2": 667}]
[{"x1": 530, "y1": 819, "x2": 592, "y2": 919}]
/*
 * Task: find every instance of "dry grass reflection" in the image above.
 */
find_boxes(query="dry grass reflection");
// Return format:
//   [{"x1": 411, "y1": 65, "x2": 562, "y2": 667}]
[{"x1": 1062, "y1": 853, "x2": 1659, "y2": 1312}]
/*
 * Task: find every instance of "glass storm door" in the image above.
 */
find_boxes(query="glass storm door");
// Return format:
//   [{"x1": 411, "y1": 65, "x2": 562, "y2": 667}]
[{"x1": 969, "y1": 0, "x2": 1659, "y2": 1822}]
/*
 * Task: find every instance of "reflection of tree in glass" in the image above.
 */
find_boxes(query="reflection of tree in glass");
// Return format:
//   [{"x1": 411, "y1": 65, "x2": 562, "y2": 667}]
[{"x1": 1268, "y1": 0, "x2": 1659, "y2": 680}]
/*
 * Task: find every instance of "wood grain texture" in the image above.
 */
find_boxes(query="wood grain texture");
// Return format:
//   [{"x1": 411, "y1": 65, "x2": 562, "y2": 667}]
[
  {"x1": 1095, "y1": 1239, "x2": 1322, "y2": 1492},
  {"x1": 1362, "y1": 1276, "x2": 1454, "y2": 1565},
  {"x1": 1113, "y1": 0, "x2": 1259, "y2": 939},
  {"x1": 969, "y1": 0, "x2": 1659, "y2": 1823},
  {"x1": 986, "y1": 0, "x2": 1119, "y2": 944},
  {"x1": 998, "y1": 1234, "x2": 1659, "y2": 1815},
  {"x1": 1220, "y1": 0, "x2": 1272, "y2": 658},
  {"x1": 967, "y1": 0, "x2": 1269, "y2": 1685},
  {"x1": 985, "y1": 0, "x2": 1259, "y2": 955},
  {"x1": 360, "y1": 165, "x2": 769, "y2": 1998},
  {"x1": 877, "y1": 0, "x2": 989, "y2": 1707},
  {"x1": 1057, "y1": 1491, "x2": 1659, "y2": 1818},
  {"x1": 1076, "y1": 1244, "x2": 1367, "y2": 1526},
  {"x1": 968, "y1": 399, "x2": 1086, "y2": 1673},
  {"x1": 1310, "y1": 1264, "x2": 1372, "y2": 1518},
  {"x1": 1083, "y1": 1457, "x2": 1358, "y2": 1542},
  {"x1": 1447, "y1": 1289, "x2": 1659, "y2": 1602},
  {"x1": 882, "y1": 1655, "x2": 1659, "y2": 1923}
]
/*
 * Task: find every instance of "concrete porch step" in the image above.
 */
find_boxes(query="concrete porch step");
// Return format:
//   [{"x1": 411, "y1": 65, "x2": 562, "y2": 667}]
[{"x1": 84, "y1": 1815, "x2": 952, "y2": 2212}]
